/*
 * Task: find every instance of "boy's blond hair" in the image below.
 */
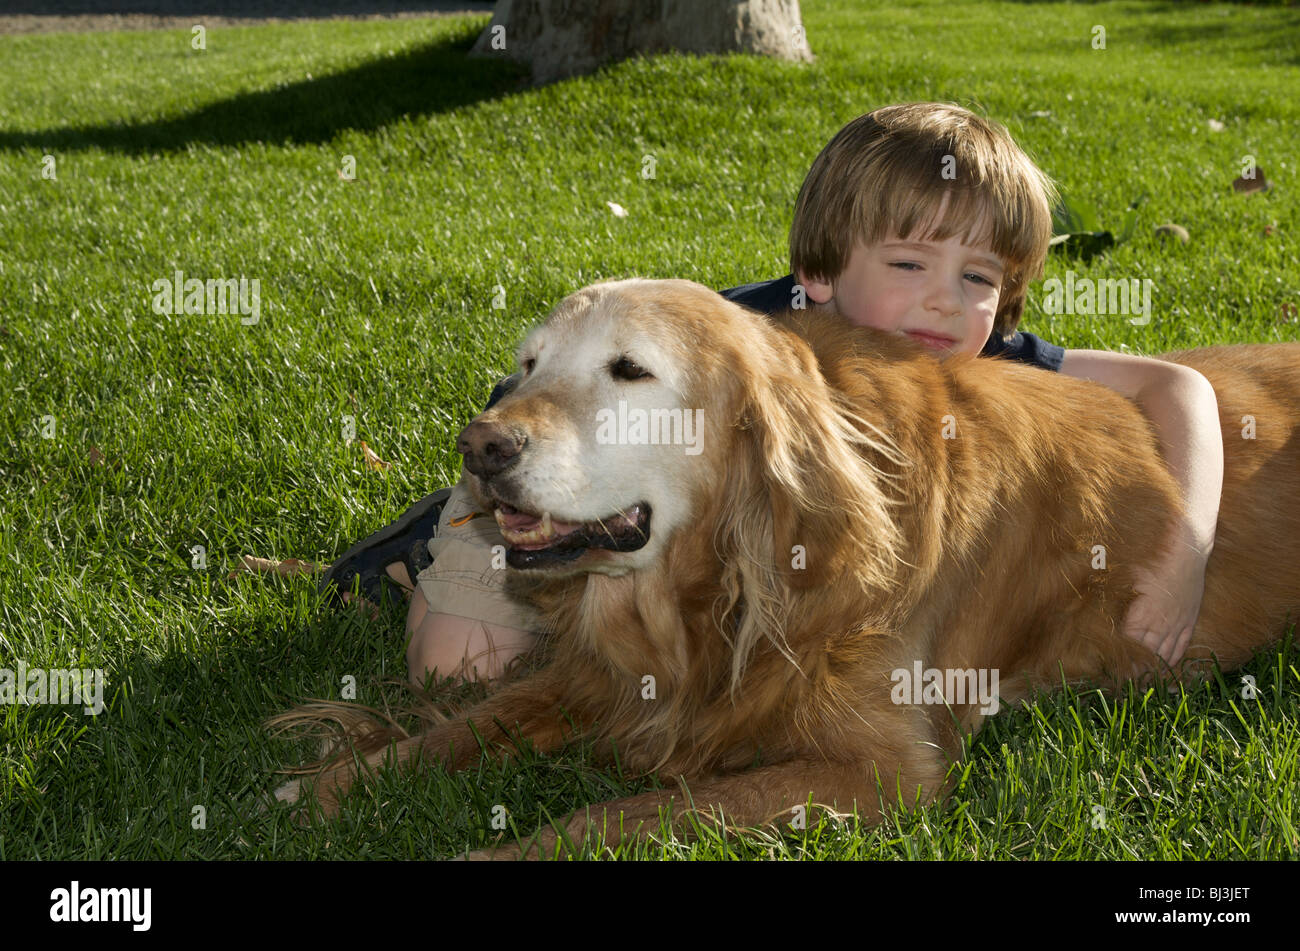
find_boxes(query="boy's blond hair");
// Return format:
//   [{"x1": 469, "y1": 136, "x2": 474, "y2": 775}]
[{"x1": 790, "y1": 102, "x2": 1057, "y2": 338}]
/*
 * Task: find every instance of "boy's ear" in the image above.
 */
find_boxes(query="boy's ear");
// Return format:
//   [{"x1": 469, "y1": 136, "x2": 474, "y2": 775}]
[{"x1": 795, "y1": 269, "x2": 835, "y2": 306}]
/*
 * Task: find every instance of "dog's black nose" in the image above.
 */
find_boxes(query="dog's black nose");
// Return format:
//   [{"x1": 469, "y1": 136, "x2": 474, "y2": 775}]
[{"x1": 457, "y1": 420, "x2": 525, "y2": 479}]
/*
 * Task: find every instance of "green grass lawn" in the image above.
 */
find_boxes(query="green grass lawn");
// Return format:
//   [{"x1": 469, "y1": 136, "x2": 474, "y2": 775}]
[{"x1": 1, "y1": 0, "x2": 1297, "y2": 860}]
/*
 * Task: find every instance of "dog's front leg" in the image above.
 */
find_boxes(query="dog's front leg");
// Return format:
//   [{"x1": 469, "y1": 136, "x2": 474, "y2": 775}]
[
  {"x1": 279, "y1": 670, "x2": 580, "y2": 820},
  {"x1": 464, "y1": 755, "x2": 948, "y2": 860}
]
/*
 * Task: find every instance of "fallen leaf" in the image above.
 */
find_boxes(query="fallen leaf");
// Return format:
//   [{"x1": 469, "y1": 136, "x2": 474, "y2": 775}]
[
  {"x1": 1135, "y1": 762, "x2": 1154, "y2": 797},
  {"x1": 87, "y1": 445, "x2": 105, "y2": 466},
  {"x1": 228, "y1": 555, "x2": 325, "y2": 579},
  {"x1": 359, "y1": 440, "x2": 391, "y2": 471},
  {"x1": 606, "y1": 200, "x2": 628, "y2": 218},
  {"x1": 1232, "y1": 167, "x2": 1272, "y2": 194},
  {"x1": 1154, "y1": 223, "x2": 1190, "y2": 244},
  {"x1": 1263, "y1": 221, "x2": 1278, "y2": 237},
  {"x1": 1277, "y1": 302, "x2": 1298, "y2": 324}
]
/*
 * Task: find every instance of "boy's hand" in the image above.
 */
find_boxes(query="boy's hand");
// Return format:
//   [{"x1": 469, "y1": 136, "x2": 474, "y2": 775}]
[
  {"x1": 1121, "y1": 520, "x2": 1210, "y2": 668},
  {"x1": 1060, "y1": 352, "x2": 1223, "y2": 673}
]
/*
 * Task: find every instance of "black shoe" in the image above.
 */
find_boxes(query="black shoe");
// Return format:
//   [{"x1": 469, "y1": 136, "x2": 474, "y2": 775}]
[{"x1": 318, "y1": 487, "x2": 452, "y2": 608}]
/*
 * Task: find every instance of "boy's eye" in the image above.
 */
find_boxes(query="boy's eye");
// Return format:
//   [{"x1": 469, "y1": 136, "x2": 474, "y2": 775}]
[{"x1": 888, "y1": 260, "x2": 1000, "y2": 286}]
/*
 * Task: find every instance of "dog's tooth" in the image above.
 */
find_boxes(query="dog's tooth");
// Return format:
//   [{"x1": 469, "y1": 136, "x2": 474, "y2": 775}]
[{"x1": 541, "y1": 511, "x2": 553, "y2": 538}]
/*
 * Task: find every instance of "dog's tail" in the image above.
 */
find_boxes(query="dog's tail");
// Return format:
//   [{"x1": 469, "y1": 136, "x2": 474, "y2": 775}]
[
  {"x1": 266, "y1": 646, "x2": 550, "y2": 784},
  {"x1": 264, "y1": 696, "x2": 418, "y2": 774}
]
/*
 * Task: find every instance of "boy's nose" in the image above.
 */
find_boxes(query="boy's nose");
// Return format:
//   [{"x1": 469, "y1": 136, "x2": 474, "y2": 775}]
[{"x1": 924, "y1": 274, "x2": 964, "y2": 318}]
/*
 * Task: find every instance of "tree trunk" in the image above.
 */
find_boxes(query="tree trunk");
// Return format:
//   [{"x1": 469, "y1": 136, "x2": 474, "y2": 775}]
[{"x1": 470, "y1": 0, "x2": 813, "y2": 85}]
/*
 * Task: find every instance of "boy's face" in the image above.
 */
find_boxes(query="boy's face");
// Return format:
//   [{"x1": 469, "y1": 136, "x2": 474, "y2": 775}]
[{"x1": 797, "y1": 228, "x2": 1004, "y2": 359}]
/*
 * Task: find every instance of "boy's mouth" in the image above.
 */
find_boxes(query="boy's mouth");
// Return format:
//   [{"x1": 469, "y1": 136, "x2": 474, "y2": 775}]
[{"x1": 904, "y1": 330, "x2": 958, "y2": 351}]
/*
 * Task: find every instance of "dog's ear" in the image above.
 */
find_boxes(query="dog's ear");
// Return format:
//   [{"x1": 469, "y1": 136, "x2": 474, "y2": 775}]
[{"x1": 711, "y1": 328, "x2": 903, "y2": 687}]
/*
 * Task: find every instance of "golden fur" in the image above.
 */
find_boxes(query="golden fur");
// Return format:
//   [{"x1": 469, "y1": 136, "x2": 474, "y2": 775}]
[{"x1": 272, "y1": 278, "x2": 1300, "y2": 858}]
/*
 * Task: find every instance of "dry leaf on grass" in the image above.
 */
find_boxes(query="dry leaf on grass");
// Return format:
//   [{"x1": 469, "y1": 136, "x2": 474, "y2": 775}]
[
  {"x1": 85, "y1": 445, "x2": 122, "y2": 469},
  {"x1": 358, "y1": 440, "x2": 391, "y2": 471},
  {"x1": 227, "y1": 555, "x2": 326, "y2": 579},
  {"x1": 1232, "y1": 167, "x2": 1272, "y2": 194}
]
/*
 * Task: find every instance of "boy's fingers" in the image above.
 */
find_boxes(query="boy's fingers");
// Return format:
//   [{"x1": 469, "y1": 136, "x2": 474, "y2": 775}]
[
  {"x1": 1123, "y1": 597, "x2": 1198, "y2": 668},
  {"x1": 341, "y1": 591, "x2": 381, "y2": 621},
  {"x1": 1127, "y1": 620, "x2": 1175, "y2": 665},
  {"x1": 1163, "y1": 627, "x2": 1183, "y2": 665},
  {"x1": 1157, "y1": 623, "x2": 1193, "y2": 667},
  {"x1": 1131, "y1": 624, "x2": 1163, "y2": 654}
]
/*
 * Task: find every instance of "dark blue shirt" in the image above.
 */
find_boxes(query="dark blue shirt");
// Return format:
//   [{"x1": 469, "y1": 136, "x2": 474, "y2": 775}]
[{"x1": 719, "y1": 274, "x2": 1065, "y2": 371}]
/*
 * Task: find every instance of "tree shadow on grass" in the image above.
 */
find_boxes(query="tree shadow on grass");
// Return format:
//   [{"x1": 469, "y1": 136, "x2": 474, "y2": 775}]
[
  {"x1": 1000, "y1": 0, "x2": 1300, "y2": 64},
  {"x1": 0, "y1": 30, "x2": 528, "y2": 154},
  {"x1": 3, "y1": 1, "x2": 485, "y2": 12}
]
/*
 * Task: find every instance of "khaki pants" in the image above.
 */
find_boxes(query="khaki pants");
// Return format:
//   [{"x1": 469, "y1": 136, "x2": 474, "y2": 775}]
[{"x1": 410, "y1": 477, "x2": 544, "y2": 665}]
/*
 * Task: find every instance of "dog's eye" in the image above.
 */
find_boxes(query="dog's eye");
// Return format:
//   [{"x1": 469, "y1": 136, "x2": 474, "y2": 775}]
[{"x1": 610, "y1": 356, "x2": 653, "y2": 381}]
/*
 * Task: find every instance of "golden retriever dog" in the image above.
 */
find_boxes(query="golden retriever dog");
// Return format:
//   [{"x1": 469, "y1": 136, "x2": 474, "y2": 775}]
[{"x1": 273, "y1": 278, "x2": 1300, "y2": 858}]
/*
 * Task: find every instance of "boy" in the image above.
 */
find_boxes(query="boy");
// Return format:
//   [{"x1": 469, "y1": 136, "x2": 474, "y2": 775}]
[{"x1": 323, "y1": 102, "x2": 1222, "y2": 686}]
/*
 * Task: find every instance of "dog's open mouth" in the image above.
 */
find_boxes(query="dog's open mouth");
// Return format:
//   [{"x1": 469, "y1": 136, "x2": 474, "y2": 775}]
[{"x1": 493, "y1": 499, "x2": 652, "y2": 569}]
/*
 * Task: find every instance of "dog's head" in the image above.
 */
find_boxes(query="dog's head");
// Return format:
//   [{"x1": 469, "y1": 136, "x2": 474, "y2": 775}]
[
  {"x1": 457, "y1": 279, "x2": 725, "y2": 577},
  {"x1": 457, "y1": 278, "x2": 904, "y2": 630}
]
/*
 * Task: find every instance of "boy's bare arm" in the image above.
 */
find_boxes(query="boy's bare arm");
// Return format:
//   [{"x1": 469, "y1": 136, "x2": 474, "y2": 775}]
[{"x1": 1059, "y1": 349, "x2": 1224, "y2": 667}]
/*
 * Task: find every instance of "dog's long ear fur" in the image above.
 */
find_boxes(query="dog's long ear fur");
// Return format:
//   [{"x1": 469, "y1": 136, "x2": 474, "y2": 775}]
[{"x1": 712, "y1": 323, "x2": 904, "y2": 692}]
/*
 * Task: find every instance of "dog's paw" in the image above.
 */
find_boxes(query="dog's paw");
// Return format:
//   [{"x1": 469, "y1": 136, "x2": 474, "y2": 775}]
[
  {"x1": 273, "y1": 777, "x2": 303, "y2": 805},
  {"x1": 268, "y1": 769, "x2": 350, "y2": 825}
]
